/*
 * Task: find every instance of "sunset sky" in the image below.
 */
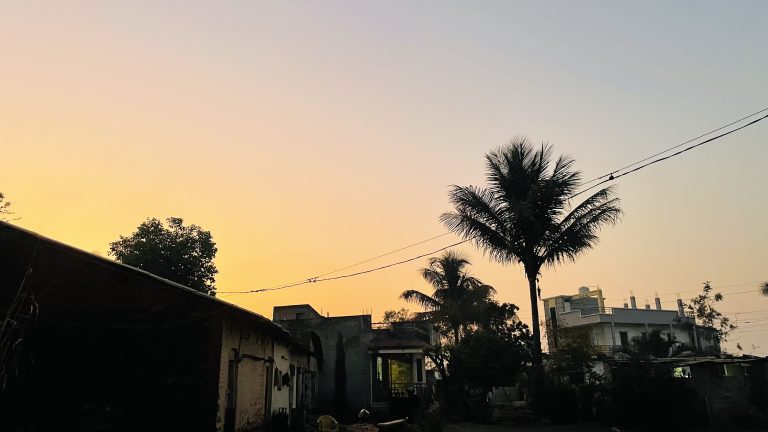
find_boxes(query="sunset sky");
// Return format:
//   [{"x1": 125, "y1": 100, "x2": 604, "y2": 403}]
[{"x1": 2, "y1": 1, "x2": 767, "y2": 354}]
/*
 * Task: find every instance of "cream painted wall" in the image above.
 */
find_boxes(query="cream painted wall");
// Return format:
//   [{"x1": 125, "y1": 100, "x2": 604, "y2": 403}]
[
  {"x1": 271, "y1": 341, "x2": 292, "y2": 418},
  {"x1": 216, "y1": 316, "x2": 273, "y2": 432}
]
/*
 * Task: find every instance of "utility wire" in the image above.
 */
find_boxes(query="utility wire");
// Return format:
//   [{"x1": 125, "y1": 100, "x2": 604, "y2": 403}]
[
  {"x1": 729, "y1": 309, "x2": 768, "y2": 315},
  {"x1": 656, "y1": 281, "x2": 766, "y2": 297},
  {"x1": 579, "y1": 106, "x2": 768, "y2": 187},
  {"x1": 219, "y1": 239, "x2": 470, "y2": 294},
  {"x1": 635, "y1": 288, "x2": 764, "y2": 308},
  {"x1": 223, "y1": 109, "x2": 768, "y2": 295},
  {"x1": 732, "y1": 329, "x2": 768, "y2": 334},
  {"x1": 312, "y1": 232, "x2": 453, "y2": 278},
  {"x1": 219, "y1": 232, "x2": 453, "y2": 296},
  {"x1": 570, "y1": 112, "x2": 768, "y2": 199}
]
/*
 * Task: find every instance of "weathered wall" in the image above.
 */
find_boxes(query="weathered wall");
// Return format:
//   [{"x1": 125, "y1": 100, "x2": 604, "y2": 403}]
[
  {"x1": 688, "y1": 362, "x2": 768, "y2": 427},
  {"x1": 216, "y1": 315, "x2": 273, "y2": 432},
  {"x1": 271, "y1": 340, "x2": 292, "y2": 417},
  {"x1": 278, "y1": 315, "x2": 374, "y2": 416}
]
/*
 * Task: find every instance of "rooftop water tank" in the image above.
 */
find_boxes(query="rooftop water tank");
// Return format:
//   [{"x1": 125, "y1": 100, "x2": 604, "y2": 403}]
[{"x1": 578, "y1": 286, "x2": 590, "y2": 295}]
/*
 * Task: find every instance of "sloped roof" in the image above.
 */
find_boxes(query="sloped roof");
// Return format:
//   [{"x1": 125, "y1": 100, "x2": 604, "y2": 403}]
[{"x1": 0, "y1": 221, "x2": 290, "y2": 339}]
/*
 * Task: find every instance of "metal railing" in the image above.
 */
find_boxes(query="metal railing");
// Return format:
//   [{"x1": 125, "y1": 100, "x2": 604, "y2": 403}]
[
  {"x1": 567, "y1": 307, "x2": 695, "y2": 319},
  {"x1": 390, "y1": 382, "x2": 428, "y2": 399},
  {"x1": 371, "y1": 321, "x2": 432, "y2": 331},
  {"x1": 577, "y1": 307, "x2": 614, "y2": 316},
  {"x1": 371, "y1": 321, "x2": 438, "y2": 345}
]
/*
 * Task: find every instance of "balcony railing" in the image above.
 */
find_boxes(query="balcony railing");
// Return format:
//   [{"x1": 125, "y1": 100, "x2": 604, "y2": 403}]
[
  {"x1": 371, "y1": 320, "x2": 438, "y2": 346},
  {"x1": 577, "y1": 307, "x2": 614, "y2": 316},
  {"x1": 567, "y1": 307, "x2": 695, "y2": 319},
  {"x1": 390, "y1": 382, "x2": 428, "y2": 399}
]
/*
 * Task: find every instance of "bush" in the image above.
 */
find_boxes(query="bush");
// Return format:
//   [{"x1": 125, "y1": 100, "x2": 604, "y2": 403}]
[
  {"x1": 537, "y1": 381, "x2": 580, "y2": 424},
  {"x1": 416, "y1": 402, "x2": 444, "y2": 432}
]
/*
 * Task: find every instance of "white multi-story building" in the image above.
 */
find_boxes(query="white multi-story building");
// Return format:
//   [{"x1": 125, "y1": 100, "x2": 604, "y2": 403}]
[{"x1": 543, "y1": 287, "x2": 719, "y2": 355}]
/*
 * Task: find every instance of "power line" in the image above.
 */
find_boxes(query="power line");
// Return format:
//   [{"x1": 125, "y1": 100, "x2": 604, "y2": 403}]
[
  {"x1": 312, "y1": 232, "x2": 453, "y2": 279},
  {"x1": 219, "y1": 239, "x2": 470, "y2": 295},
  {"x1": 220, "y1": 232, "x2": 453, "y2": 296},
  {"x1": 656, "y1": 281, "x2": 766, "y2": 297},
  {"x1": 579, "y1": 106, "x2": 768, "y2": 187},
  {"x1": 732, "y1": 329, "x2": 768, "y2": 334},
  {"x1": 661, "y1": 288, "x2": 764, "y2": 303},
  {"x1": 737, "y1": 317, "x2": 768, "y2": 324},
  {"x1": 570, "y1": 112, "x2": 768, "y2": 199},
  {"x1": 729, "y1": 309, "x2": 768, "y2": 315},
  {"x1": 223, "y1": 109, "x2": 768, "y2": 296}
]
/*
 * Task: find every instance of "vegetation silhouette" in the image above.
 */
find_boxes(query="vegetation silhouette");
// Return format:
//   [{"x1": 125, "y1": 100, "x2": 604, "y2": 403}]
[
  {"x1": 109, "y1": 217, "x2": 218, "y2": 296},
  {"x1": 441, "y1": 137, "x2": 622, "y2": 375},
  {"x1": 685, "y1": 281, "x2": 737, "y2": 343},
  {"x1": 400, "y1": 250, "x2": 495, "y2": 344},
  {"x1": 0, "y1": 192, "x2": 13, "y2": 221},
  {"x1": 381, "y1": 308, "x2": 416, "y2": 323}
]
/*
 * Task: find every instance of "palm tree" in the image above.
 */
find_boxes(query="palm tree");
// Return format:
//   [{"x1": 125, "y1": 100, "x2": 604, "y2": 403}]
[
  {"x1": 401, "y1": 250, "x2": 495, "y2": 344},
  {"x1": 440, "y1": 138, "x2": 622, "y2": 368},
  {"x1": 761, "y1": 281, "x2": 768, "y2": 296}
]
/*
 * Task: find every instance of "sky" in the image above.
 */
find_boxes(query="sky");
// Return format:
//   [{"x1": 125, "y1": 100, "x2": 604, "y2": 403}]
[{"x1": 2, "y1": 1, "x2": 767, "y2": 354}]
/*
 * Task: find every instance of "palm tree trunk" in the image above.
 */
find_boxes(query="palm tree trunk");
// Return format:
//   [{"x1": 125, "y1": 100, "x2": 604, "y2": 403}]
[
  {"x1": 453, "y1": 325, "x2": 460, "y2": 345},
  {"x1": 526, "y1": 271, "x2": 545, "y2": 404},
  {"x1": 526, "y1": 273, "x2": 542, "y2": 366}
]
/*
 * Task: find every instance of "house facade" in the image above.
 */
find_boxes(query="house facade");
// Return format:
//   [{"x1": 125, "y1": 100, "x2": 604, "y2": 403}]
[
  {"x1": 543, "y1": 287, "x2": 719, "y2": 356},
  {"x1": 273, "y1": 305, "x2": 436, "y2": 417},
  {"x1": 0, "y1": 223, "x2": 316, "y2": 432}
]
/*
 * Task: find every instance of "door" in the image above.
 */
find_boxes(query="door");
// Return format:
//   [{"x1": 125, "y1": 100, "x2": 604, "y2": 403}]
[
  {"x1": 224, "y1": 358, "x2": 238, "y2": 432},
  {"x1": 264, "y1": 363, "x2": 273, "y2": 425}
]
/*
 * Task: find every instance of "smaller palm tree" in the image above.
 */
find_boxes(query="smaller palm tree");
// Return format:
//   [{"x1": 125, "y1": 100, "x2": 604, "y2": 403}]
[{"x1": 401, "y1": 250, "x2": 495, "y2": 344}]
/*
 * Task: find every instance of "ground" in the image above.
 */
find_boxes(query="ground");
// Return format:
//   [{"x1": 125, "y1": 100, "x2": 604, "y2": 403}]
[{"x1": 445, "y1": 423, "x2": 615, "y2": 432}]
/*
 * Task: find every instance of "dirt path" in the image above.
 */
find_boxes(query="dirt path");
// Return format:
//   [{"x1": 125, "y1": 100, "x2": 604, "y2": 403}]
[{"x1": 445, "y1": 422, "x2": 616, "y2": 432}]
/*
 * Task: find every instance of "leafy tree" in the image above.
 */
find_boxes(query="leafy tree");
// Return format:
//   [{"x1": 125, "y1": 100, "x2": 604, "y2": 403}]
[
  {"x1": 478, "y1": 302, "x2": 532, "y2": 346},
  {"x1": 761, "y1": 281, "x2": 768, "y2": 297},
  {"x1": 449, "y1": 329, "x2": 529, "y2": 390},
  {"x1": 685, "y1": 281, "x2": 736, "y2": 343},
  {"x1": 0, "y1": 192, "x2": 13, "y2": 221},
  {"x1": 441, "y1": 137, "x2": 622, "y2": 370},
  {"x1": 545, "y1": 326, "x2": 600, "y2": 384},
  {"x1": 381, "y1": 308, "x2": 416, "y2": 323},
  {"x1": 109, "y1": 217, "x2": 218, "y2": 296},
  {"x1": 629, "y1": 329, "x2": 674, "y2": 359},
  {"x1": 445, "y1": 302, "x2": 531, "y2": 420},
  {"x1": 400, "y1": 251, "x2": 495, "y2": 344}
]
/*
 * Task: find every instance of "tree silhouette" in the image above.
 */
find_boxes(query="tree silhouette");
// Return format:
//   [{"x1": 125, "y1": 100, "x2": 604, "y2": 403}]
[
  {"x1": 0, "y1": 192, "x2": 13, "y2": 222},
  {"x1": 109, "y1": 217, "x2": 218, "y2": 295},
  {"x1": 685, "y1": 281, "x2": 737, "y2": 344},
  {"x1": 401, "y1": 250, "x2": 495, "y2": 344},
  {"x1": 381, "y1": 308, "x2": 415, "y2": 323},
  {"x1": 441, "y1": 137, "x2": 622, "y2": 369}
]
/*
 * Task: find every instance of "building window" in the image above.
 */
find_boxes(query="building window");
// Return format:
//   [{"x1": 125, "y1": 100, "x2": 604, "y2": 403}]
[
  {"x1": 619, "y1": 331, "x2": 629, "y2": 346},
  {"x1": 416, "y1": 358, "x2": 423, "y2": 382}
]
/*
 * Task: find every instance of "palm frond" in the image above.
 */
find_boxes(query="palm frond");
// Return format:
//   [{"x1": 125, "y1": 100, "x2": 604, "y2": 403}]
[
  {"x1": 539, "y1": 186, "x2": 622, "y2": 266},
  {"x1": 420, "y1": 267, "x2": 445, "y2": 291},
  {"x1": 400, "y1": 290, "x2": 440, "y2": 309},
  {"x1": 441, "y1": 186, "x2": 517, "y2": 263}
]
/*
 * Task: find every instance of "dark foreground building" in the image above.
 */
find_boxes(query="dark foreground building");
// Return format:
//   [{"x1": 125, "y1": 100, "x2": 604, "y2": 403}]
[{"x1": 0, "y1": 223, "x2": 316, "y2": 432}]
